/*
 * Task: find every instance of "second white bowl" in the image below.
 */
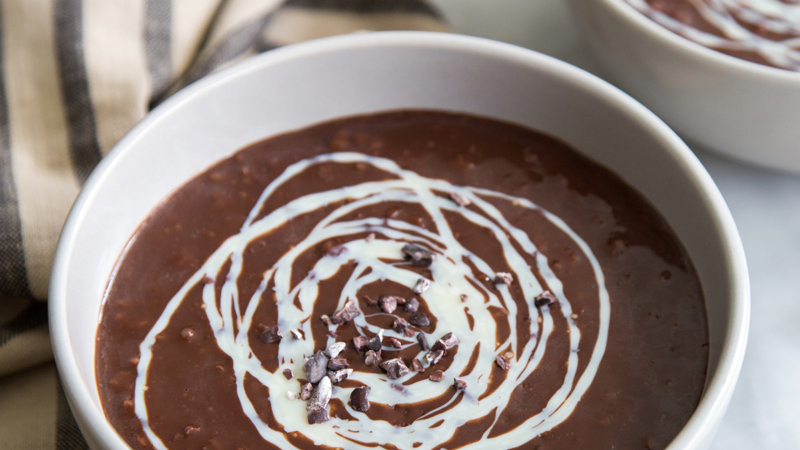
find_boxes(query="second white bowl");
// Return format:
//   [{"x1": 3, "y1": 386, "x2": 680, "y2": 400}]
[{"x1": 567, "y1": 0, "x2": 800, "y2": 173}]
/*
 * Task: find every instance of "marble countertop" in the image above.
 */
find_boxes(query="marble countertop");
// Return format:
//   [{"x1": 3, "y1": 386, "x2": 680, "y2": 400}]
[{"x1": 430, "y1": 0, "x2": 800, "y2": 448}]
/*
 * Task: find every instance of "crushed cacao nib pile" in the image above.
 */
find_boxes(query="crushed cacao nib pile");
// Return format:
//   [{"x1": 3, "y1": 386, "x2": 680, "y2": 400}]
[{"x1": 264, "y1": 244, "x2": 560, "y2": 425}]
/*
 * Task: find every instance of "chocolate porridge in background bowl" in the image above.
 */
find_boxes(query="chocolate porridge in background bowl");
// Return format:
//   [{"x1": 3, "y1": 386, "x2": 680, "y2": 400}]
[
  {"x1": 48, "y1": 32, "x2": 749, "y2": 450},
  {"x1": 626, "y1": 0, "x2": 800, "y2": 71},
  {"x1": 96, "y1": 111, "x2": 708, "y2": 449}
]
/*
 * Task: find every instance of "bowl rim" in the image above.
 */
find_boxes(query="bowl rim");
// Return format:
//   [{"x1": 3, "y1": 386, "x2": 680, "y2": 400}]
[
  {"x1": 602, "y1": 0, "x2": 800, "y2": 84},
  {"x1": 48, "y1": 30, "x2": 750, "y2": 449}
]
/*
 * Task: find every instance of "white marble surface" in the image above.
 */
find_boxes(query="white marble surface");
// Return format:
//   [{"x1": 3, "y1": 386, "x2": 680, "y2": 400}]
[{"x1": 430, "y1": 0, "x2": 800, "y2": 448}]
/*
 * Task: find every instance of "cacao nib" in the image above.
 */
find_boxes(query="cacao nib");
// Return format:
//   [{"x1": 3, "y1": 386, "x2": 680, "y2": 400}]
[
  {"x1": 308, "y1": 376, "x2": 332, "y2": 410},
  {"x1": 364, "y1": 295, "x2": 378, "y2": 307},
  {"x1": 303, "y1": 351, "x2": 329, "y2": 384},
  {"x1": 379, "y1": 296, "x2": 399, "y2": 314},
  {"x1": 353, "y1": 335, "x2": 369, "y2": 351},
  {"x1": 299, "y1": 383, "x2": 313, "y2": 401},
  {"x1": 410, "y1": 312, "x2": 430, "y2": 327},
  {"x1": 403, "y1": 298, "x2": 420, "y2": 313},
  {"x1": 367, "y1": 329, "x2": 384, "y2": 351},
  {"x1": 449, "y1": 192, "x2": 472, "y2": 207},
  {"x1": 429, "y1": 370, "x2": 445, "y2": 382},
  {"x1": 534, "y1": 290, "x2": 558, "y2": 308},
  {"x1": 392, "y1": 317, "x2": 409, "y2": 333},
  {"x1": 401, "y1": 243, "x2": 436, "y2": 267},
  {"x1": 430, "y1": 339, "x2": 448, "y2": 354},
  {"x1": 307, "y1": 407, "x2": 329, "y2": 424},
  {"x1": 327, "y1": 358, "x2": 349, "y2": 371},
  {"x1": 440, "y1": 332, "x2": 459, "y2": 349},
  {"x1": 425, "y1": 349, "x2": 444, "y2": 365},
  {"x1": 364, "y1": 350, "x2": 382, "y2": 367},
  {"x1": 329, "y1": 368, "x2": 353, "y2": 384},
  {"x1": 331, "y1": 298, "x2": 361, "y2": 324},
  {"x1": 379, "y1": 358, "x2": 410, "y2": 379},
  {"x1": 259, "y1": 325, "x2": 282, "y2": 344},
  {"x1": 494, "y1": 272, "x2": 514, "y2": 285},
  {"x1": 412, "y1": 278, "x2": 431, "y2": 294},
  {"x1": 350, "y1": 386, "x2": 371, "y2": 412},
  {"x1": 496, "y1": 354, "x2": 511, "y2": 371},
  {"x1": 417, "y1": 333, "x2": 430, "y2": 351},
  {"x1": 326, "y1": 342, "x2": 346, "y2": 358}
]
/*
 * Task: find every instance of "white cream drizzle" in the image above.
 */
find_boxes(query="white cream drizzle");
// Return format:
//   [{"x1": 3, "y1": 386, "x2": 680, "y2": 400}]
[
  {"x1": 133, "y1": 152, "x2": 611, "y2": 449},
  {"x1": 626, "y1": 0, "x2": 800, "y2": 70}
]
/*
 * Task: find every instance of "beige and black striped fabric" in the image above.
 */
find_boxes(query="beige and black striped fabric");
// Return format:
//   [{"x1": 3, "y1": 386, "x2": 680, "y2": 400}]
[{"x1": 0, "y1": 1, "x2": 447, "y2": 447}]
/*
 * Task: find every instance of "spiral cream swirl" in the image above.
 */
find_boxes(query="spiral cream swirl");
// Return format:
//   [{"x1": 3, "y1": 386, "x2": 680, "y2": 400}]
[
  {"x1": 132, "y1": 152, "x2": 611, "y2": 450},
  {"x1": 627, "y1": 0, "x2": 800, "y2": 70}
]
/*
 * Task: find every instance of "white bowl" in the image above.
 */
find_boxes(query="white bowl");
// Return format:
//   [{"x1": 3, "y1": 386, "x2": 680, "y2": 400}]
[
  {"x1": 566, "y1": 0, "x2": 800, "y2": 173},
  {"x1": 49, "y1": 31, "x2": 749, "y2": 450}
]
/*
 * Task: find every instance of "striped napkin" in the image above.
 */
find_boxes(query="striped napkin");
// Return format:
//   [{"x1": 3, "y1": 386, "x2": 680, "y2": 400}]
[{"x1": 0, "y1": 0, "x2": 446, "y2": 447}]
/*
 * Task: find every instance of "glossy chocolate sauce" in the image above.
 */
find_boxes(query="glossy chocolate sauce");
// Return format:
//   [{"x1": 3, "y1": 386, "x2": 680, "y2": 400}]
[
  {"x1": 96, "y1": 111, "x2": 708, "y2": 450},
  {"x1": 628, "y1": 0, "x2": 800, "y2": 71}
]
